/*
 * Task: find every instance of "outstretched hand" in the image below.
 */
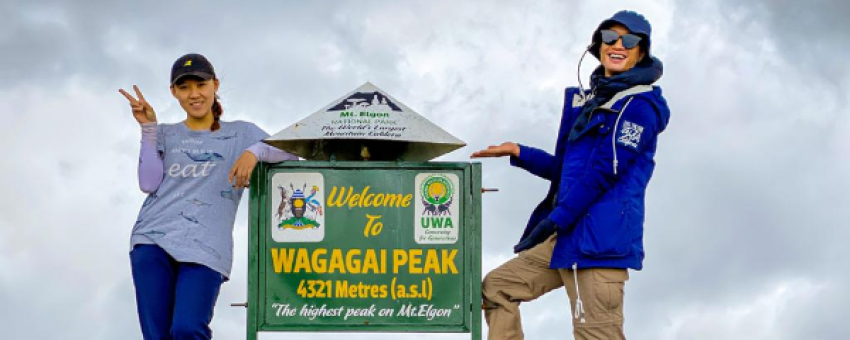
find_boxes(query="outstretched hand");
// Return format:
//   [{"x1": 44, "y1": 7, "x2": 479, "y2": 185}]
[
  {"x1": 471, "y1": 142, "x2": 520, "y2": 159},
  {"x1": 119, "y1": 85, "x2": 157, "y2": 125},
  {"x1": 229, "y1": 151, "x2": 259, "y2": 189}
]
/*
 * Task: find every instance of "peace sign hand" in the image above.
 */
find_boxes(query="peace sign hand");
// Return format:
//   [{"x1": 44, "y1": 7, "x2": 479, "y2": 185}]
[{"x1": 119, "y1": 85, "x2": 157, "y2": 125}]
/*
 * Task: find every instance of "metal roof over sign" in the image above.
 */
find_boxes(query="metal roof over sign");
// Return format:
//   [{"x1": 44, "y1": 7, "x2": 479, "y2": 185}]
[{"x1": 265, "y1": 82, "x2": 466, "y2": 161}]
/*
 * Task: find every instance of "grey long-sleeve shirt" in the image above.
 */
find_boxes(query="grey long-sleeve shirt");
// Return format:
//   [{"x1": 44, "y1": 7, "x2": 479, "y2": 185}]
[{"x1": 133, "y1": 121, "x2": 297, "y2": 278}]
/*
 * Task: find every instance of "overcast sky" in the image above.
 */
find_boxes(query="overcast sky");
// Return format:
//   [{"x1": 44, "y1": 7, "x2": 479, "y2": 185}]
[{"x1": 1, "y1": 0, "x2": 849, "y2": 339}]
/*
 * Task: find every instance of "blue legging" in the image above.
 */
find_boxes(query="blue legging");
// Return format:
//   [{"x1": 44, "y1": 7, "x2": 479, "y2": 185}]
[{"x1": 130, "y1": 244, "x2": 224, "y2": 340}]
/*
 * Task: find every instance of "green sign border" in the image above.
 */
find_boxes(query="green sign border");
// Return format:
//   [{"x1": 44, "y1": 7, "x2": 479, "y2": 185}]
[{"x1": 247, "y1": 161, "x2": 482, "y2": 339}]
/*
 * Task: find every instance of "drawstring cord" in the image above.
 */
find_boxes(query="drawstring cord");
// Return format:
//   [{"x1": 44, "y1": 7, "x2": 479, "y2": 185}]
[
  {"x1": 611, "y1": 97, "x2": 634, "y2": 176},
  {"x1": 572, "y1": 263, "x2": 586, "y2": 323}
]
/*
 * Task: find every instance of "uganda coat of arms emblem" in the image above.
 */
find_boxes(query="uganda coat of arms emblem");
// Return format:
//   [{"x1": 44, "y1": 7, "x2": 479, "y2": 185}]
[{"x1": 271, "y1": 173, "x2": 325, "y2": 243}]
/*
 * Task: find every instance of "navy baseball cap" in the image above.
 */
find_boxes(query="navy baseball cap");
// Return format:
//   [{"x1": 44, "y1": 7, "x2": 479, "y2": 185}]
[
  {"x1": 590, "y1": 10, "x2": 653, "y2": 60},
  {"x1": 170, "y1": 53, "x2": 216, "y2": 85}
]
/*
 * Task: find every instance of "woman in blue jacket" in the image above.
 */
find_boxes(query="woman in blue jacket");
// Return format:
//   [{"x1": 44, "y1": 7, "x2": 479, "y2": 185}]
[{"x1": 473, "y1": 10, "x2": 671, "y2": 340}]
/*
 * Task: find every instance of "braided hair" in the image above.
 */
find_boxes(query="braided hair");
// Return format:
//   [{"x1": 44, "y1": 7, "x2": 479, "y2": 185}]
[{"x1": 211, "y1": 94, "x2": 223, "y2": 131}]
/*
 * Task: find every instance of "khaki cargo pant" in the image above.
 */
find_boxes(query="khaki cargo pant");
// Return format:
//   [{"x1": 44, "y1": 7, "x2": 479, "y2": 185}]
[{"x1": 482, "y1": 235, "x2": 628, "y2": 340}]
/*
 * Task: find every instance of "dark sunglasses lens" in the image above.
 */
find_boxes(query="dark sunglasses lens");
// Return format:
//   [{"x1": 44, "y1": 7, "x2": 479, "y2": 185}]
[
  {"x1": 621, "y1": 34, "x2": 642, "y2": 49},
  {"x1": 600, "y1": 30, "x2": 643, "y2": 49},
  {"x1": 600, "y1": 30, "x2": 619, "y2": 44}
]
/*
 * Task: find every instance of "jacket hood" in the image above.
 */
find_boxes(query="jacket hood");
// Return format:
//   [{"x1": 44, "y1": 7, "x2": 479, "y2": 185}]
[
  {"x1": 622, "y1": 56, "x2": 670, "y2": 133},
  {"x1": 590, "y1": 55, "x2": 663, "y2": 91},
  {"x1": 651, "y1": 85, "x2": 671, "y2": 133},
  {"x1": 597, "y1": 56, "x2": 670, "y2": 133},
  {"x1": 639, "y1": 57, "x2": 670, "y2": 133}
]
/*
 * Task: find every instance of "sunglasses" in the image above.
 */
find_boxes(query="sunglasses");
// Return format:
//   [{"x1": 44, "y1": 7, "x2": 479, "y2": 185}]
[{"x1": 600, "y1": 30, "x2": 642, "y2": 49}]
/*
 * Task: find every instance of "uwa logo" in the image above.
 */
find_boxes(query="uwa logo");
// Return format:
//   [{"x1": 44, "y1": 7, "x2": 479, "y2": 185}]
[{"x1": 415, "y1": 173, "x2": 460, "y2": 244}]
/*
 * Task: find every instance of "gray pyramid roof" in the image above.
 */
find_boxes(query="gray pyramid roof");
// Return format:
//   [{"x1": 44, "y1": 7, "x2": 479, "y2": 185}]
[{"x1": 266, "y1": 82, "x2": 466, "y2": 161}]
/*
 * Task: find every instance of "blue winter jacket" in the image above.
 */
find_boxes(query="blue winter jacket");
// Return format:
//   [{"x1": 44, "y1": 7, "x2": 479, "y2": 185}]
[{"x1": 510, "y1": 84, "x2": 671, "y2": 270}]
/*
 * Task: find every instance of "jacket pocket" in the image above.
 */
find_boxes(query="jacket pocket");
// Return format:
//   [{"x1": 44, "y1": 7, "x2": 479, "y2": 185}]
[{"x1": 578, "y1": 200, "x2": 631, "y2": 258}]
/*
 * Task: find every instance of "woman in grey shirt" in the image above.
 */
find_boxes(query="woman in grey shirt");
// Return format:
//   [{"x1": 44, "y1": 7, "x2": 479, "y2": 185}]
[{"x1": 119, "y1": 53, "x2": 296, "y2": 340}]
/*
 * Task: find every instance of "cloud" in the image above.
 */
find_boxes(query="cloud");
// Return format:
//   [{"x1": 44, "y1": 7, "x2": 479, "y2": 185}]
[{"x1": 1, "y1": 0, "x2": 848, "y2": 339}]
